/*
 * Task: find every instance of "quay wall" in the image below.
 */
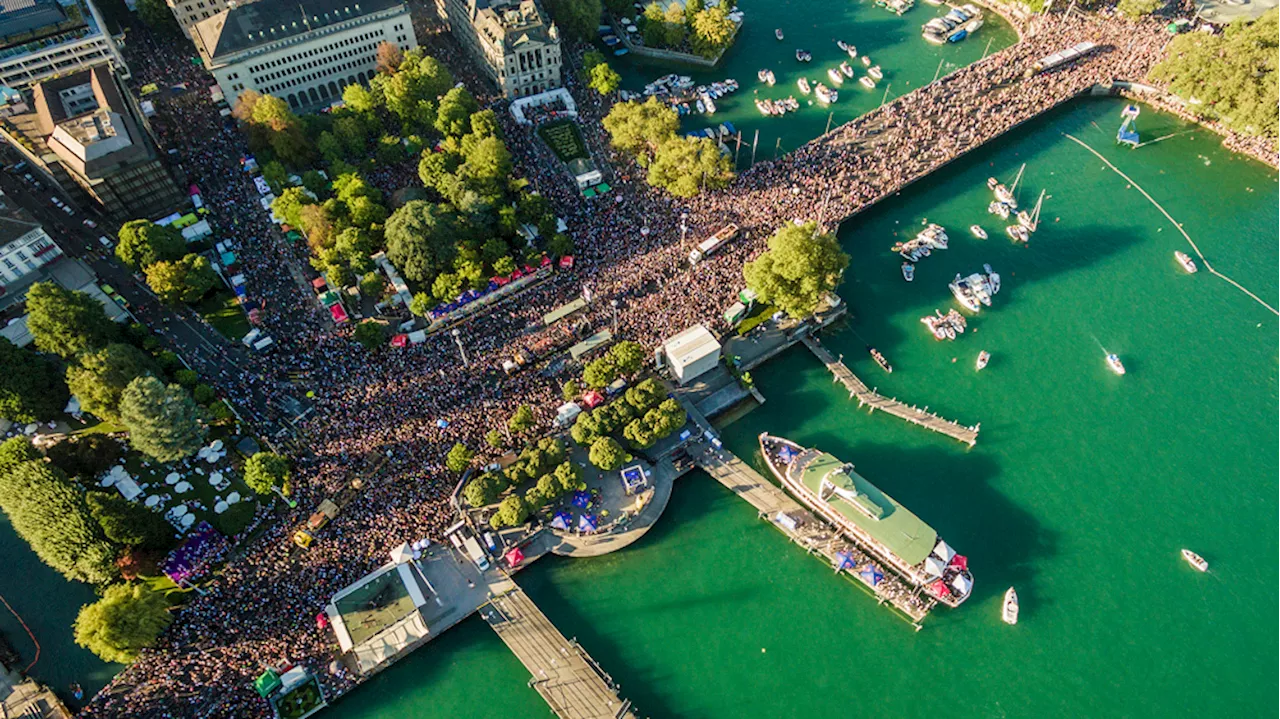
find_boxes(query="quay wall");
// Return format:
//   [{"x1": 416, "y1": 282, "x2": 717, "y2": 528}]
[{"x1": 608, "y1": 16, "x2": 733, "y2": 68}]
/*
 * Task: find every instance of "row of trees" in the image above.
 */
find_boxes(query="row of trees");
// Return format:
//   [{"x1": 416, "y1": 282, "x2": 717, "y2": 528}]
[
  {"x1": 638, "y1": 0, "x2": 737, "y2": 58},
  {"x1": 116, "y1": 220, "x2": 217, "y2": 307},
  {"x1": 581, "y1": 340, "x2": 647, "y2": 389},
  {"x1": 462, "y1": 436, "x2": 571, "y2": 507},
  {"x1": 571, "y1": 392, "x2": 686, "y2": 456},
  {"x1": 603, "y1": 98, "x2": 734, "y2": 197}
]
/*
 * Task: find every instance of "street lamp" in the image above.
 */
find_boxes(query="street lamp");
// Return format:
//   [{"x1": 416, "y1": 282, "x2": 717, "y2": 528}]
[
  {"x1": 679, "y1": 212, "x2": 688, "y2": 246},
  {"x1": 451, "y1": 328, "x2": 469, "y2": 367},
  {"x1": 610, "y1": 299, "x2": 619, "y2": 335}
]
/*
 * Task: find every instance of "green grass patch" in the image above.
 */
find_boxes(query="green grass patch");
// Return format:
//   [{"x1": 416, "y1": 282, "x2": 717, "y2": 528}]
[
  {"x1": 197, "y1": 290, "x2": 251, "y2": 341},
  {"x1": 537, "y1": 120, "x2": 589, "y2": 162},
  {"x1": 71, "y1": 418, "x2": 127, "y2": 436},
  {"x1": 736, "y1": 303, "x2": 777, "y2": 336}
]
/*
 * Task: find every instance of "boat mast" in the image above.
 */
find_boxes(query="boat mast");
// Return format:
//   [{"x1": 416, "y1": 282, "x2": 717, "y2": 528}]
[
  {"x1": 1029, "y1": 189, "x2": 1045, "y2": 231},
  {"x1": 1009, "y1": 163, "x2": 1026, "y2": 197}
]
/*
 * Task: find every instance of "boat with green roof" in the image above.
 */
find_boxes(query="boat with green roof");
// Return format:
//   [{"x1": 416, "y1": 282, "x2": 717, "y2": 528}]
[{"x1": 760, "y1": 433, "x2": 973, "y2": 607}]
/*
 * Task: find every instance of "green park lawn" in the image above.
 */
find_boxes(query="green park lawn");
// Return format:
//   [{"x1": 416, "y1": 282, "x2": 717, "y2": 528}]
[
  {"x1": 197, "y1": 290, "x2": 251, "y2": 341},
  {"x1": 537, "y1": 120, "x2": 589, "y2": 163}
]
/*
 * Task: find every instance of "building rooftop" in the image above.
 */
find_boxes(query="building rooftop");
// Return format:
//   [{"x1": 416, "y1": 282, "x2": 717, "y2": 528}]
[
  {"x1": 18, "y1": 64, "x2": 145, "y2": 176},
  {"x1": 0, "y1": 196, "x2": 41, "y2": 245},
  {"x1": 193, "y1": 0, "x2": 404, "y2": 61},
  {"x1": 471, "y1": 0, "x2": 558, "y2": 52},
  {"x1": 0, "y1": 0, "x2": 68, "y2": 39}
]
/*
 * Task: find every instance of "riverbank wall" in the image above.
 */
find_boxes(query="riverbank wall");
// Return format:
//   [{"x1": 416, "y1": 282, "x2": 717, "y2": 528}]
[{"x1": 607, "y1": 16, "x2": 735, "y2": 68}]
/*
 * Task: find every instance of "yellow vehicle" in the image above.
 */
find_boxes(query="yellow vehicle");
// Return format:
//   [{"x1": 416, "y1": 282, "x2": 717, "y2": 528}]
[{"x1": 292, "y1": 529, "x2": 314, "y2": 548}]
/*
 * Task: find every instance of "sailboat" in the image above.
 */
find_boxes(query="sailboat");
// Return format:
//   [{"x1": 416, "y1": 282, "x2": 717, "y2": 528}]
[
  {"x1": 1016, "y1": 189, "x2": 1046, "y2": 232},
  {"x1": 988, "y1": 163, "x2": 1024, "y2": 209}
]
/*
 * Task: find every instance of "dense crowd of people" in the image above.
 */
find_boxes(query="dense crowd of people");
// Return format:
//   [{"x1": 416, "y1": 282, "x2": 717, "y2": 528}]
[{"x1": 78, "y1": 7, "x2": 1241, "y2": 718}]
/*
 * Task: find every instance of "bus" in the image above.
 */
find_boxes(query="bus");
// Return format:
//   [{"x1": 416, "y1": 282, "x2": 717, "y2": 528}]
[{"x1": 689, "y1": 224, "x2": 739, "y2": 264}]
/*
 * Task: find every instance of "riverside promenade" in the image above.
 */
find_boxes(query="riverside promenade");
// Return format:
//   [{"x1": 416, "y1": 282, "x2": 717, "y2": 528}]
[
  {"x1": 799, "y1": 335, "x2": 980, "y2": 446},
  {"x1": 482, "y1": 584, "x2": 636, "y2": 719}
]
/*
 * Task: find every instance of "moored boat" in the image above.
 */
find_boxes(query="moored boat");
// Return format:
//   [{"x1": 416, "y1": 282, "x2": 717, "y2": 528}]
[
  {"x1": 1002, "y1": 587, "x2": 1019, "y2": 624},
  {"x1": 815, "y1": 83, "x2": 837, "y2": 104},
  {"x1": 840, "y1": 61, "x2": 854, "y2": 78},
  {"x1": 970, "y1": 224, "x2": 987, "y2": 239},
  {"x1": 828, "y1": 67, "x2": 845, "y2": 85},
  {"x1": 869, "y1": 346, "x2": 893, "y2": 373},
  {"x1": 1006, "y1": 224, "x2": 1030, "y2": 244},
  {"x1": 797, "y1": 77, "x2": 812, "y2": 94},
  {"x1": 846, "y1": 45, "x2": 858, "y2": 58},
  {"x1": 1106, "y1": 353, "x2": 1126, "y2": 375},
  {"x1": 775, "y1": 28, "x2": 784, "y2": 40},
  {"x1": 859, "y1": 75, "x2": 876, "y2": 89},
  {"x1": 758, "y1": 69, "x2": 776, "y2": 85},
  {"x1": 796, "y1": 49, "x2": 812, "y2": 62},
  {"x1": 1174, "y1": 251, "x2": 1198, "y2": 273},
  {"x1": 975, "y1": 350, "x2": 990, "y2": 371},
  {"x1": 759, "y1": 434, "x2": 974, "y2": 607},
  {"x1": 837, "y1": 39, "x2": 850, "y2": 51},
  {"x1": 867, "y1": 65, "x2": 884, "y2": 81},
  {"x1": 861, "y1": 55, "x2": 872, "y2": 67},
  {"x1": 1181, "y1": 548, "x2": 1208, "y2": 572},
  {"x1": 988, "y1": 201, "x2": 1011, "y2": 219},
  {"x1": 902, "y1": 262, "x2": 915, "y2": 282}
]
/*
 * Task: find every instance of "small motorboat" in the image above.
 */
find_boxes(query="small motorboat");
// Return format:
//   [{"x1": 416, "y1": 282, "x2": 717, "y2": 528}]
[
  {"x1": 696, "y1": 98, "x2": 705, "y2": 114},
  {"x1": 796, "y1": 49, "x2": 812, "y2": 62},
  {"x1": 1002, "y1": 587, "x2": 1019, "y2": 625},
  {"x1": 867, "y1": 65, "x2": 884, "y2": 81},
  {"x1": 840, "y1": 61, "x2": 854, "y2": 78},
  {"x1": 775, "y1": 28, "x2": 785, "y2": 40},
  {"x1": 71, "y1": 683, "x2": 84, "y2": 701},
  {"x1": 988, "y1": 201, "x2": 1010, "y2": 219},
  {"x1": 797, "y1": 77, "x2": 811, "y2": 94},
  {"x1": 975, "y1": 351, "x2": 990, "y2": 371},
  {"x1": 837, "y1": 39, "x2": 850, "y2": 51},
  {"x1": 869, "y1": 346, "x2": 893, "y2": 373},
  {"x1": 846, "y1": 45, "x2": 858, "y2": 58},
  {"x1": 902, "y1": 262, "x2": 915, "y2": 282},
  {"x1": 757, "y1": 69, "x2": 776, "y2": 85},
  {"x1": 1174, "y1": 251, "x2": 1198, "y2": 273},
  {"x1": 1181, "y1": 549, "x2": 1208, "y2": 572},
  {"x1": 859, "y1": 76, "x2": 876, "y2": 89},
  {"x1": 814, "y1": 83, "x2": 837, "y2": 104},
  {"x1": 1006, "y1": 224, "x2": 1030, "y2": 244},
  {"x1": 970, "y1": 225, "x2": 987, "y2": 239},
  {"x1": 1106, "y1": 353, "x2": 1126, "y2": 375},
  {"x1": 827, "y1": 67, "x2": 845, "y2": 85},
  {"x1": 861, "y1": 55, "x2": 872, "y2": 67}
]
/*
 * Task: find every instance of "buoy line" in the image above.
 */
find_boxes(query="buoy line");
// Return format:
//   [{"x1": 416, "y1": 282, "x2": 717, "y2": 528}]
[{"x1": 1063, "y1": 133, "x2": 1280, "y2": 318}]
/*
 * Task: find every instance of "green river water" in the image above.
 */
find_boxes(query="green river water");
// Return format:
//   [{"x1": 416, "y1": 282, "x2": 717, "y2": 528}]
[{"x1": 5, "y1": 3, "x2": 1277, "y2": 716}]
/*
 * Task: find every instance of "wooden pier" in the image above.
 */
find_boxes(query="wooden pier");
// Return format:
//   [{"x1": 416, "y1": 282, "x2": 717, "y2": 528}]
[
  {"x1": 692, "y1": 445, "x2": 934, "y2": 624},
  {"x1": 799, "y1": 335, "x2": 979, "y2": 446},
  {"x1": 483, "y1": 586, "x2": 636, "y2": 719}
]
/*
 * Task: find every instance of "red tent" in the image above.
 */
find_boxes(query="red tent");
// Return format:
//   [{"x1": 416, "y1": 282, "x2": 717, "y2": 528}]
[
  {"x1": 391, "y1": 334, "x2": 408, "y2": 348},
  {"x1": 559, "y1": 255, "x2": 575, "y2": 269},
  {"x1": 582, "y1": 390, "x2": 604, "y2": 408},
  {"x1": 328, "y1": 303, "x2": 348, "y2": 323},
  {"x1": 311, "y1": 277, "x2": 326, "y2": 291},
  {"x1": 505, "y1": 547, "x2": 525, "y2": 568},
  {"x1": 949, "y1": 554, "x2": 968, "y2": 571},
  {"x1": 540, "y1": 256, "x2": 552, "y2": 267},
  {"x1": 929, "y1": 579, "x2": 951, "y2": 597}
]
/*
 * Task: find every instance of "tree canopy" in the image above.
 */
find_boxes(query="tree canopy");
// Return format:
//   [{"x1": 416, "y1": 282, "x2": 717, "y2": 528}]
[
  {"x1": 647, "y1": 136, "x2": 734, "y2": 196},
  {"x1": 1150, "y1": 10, "x2": 1278, "y2": 137},
  {"x1": 25, "y1": 282, "x2": 118, "y2": 359},
  {"x1": 384, "y1": 200, "x2": 463, "y2": 284},
  {"x1": 588, "y1": 436, "x2": 628, "y2": 471},
  {"x1": 545, "y1": 0, "x2": 603, "y2": 40},
  {"x1": 118, "y1": 377, "x2": 207, "y2": 462},
  {"x1": 73, "y1": 582, "x2": 173, "y2": 664},
  {"x1": 116, "y1": 219, "x2": 185, "y2": 270},
  {"x1": 243, "y1": 452, "x2": 291, "y2": 495},
  {"x1": 0, "y1": 339, "x2": 68, "y2": 422},
  {"x1": 0, "y1": 459, "x2": 118, "y2": 584},
  {"x1": 603, "y1": 98, "x2": 680, "y2": 158},
  {"x1": 743, "y1": 222, "x2": 849, "y2": 318},
  {"x1": 65, "y1": 343, "x2": 157, "y2": 423},
  {"x1": 445, "y1": 443, "x2": 474, "y2": 473},
  {"x1": 86, "y1": 492, "x2": 174, "y2": 549},
  {"x1": 145, "y1": 254, "x2": 217, "y2": 305}
]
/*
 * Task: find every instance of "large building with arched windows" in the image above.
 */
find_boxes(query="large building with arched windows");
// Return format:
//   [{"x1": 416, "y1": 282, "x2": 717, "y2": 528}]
[
  {"x1": 435, "y1": 0, "x2": 562, "y2": 99},
  {"x1": 192, "y1": 0, "x2": 418, "y2": 112}
]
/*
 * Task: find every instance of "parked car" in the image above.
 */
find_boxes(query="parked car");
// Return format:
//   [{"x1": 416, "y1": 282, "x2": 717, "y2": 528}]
[
  {"x1": 97, "y1": 235, "x2": 113, "y2": 249},
  {"x1": 82, "y1": 218, "x2": 97, "y2": 228}
]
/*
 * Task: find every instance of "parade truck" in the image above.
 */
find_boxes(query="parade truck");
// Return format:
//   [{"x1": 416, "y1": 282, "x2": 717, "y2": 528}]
[{"x1": 689, "y1": 224, "x2": 740, "y2": 264}]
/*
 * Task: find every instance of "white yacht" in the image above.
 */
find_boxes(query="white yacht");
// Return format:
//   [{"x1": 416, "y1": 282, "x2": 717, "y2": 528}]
[
  {"x1": 1002, "y1": 587, "x2": 1019, "y2": 624},
  {"x1": 970, "y1": 225, "x2": 987, "y2": 239},
  {"x1": 828, "y1": 67, "x2": 845, "y2": 85},
  {"x1": 1181, "y1": 549, "x2": 1208, "y2": 572},
  {"x1": 859, "y1": 76, "x2": 876, "y2": 89},
  {"x1": 867, "y1": 65, "x2": 884, "y2": 81},
  {"x1": 797, "y1": 77, "x2": 812, "y2": 94},
  {"x1": 840, "y1": 61, "x2": 855, "y2": 78},
  {"x1": 902, "y1": 262, "x2": 915, "y2": 282},
  {"x1": 975, "y1": 351, "x2": 990, "y2": 371},
  {"x1": 815, "y1": 83, "x2": 838, "y2": 104},
  {"x1": 1106, "y1": 353, "x2": 1126, "y2": 375},
  {"x1": 1174, "y1": 251, "x2": 1198, "y2": 273}
]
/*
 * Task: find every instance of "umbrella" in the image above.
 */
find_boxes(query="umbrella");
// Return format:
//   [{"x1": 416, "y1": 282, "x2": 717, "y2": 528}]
[
  {"x1": 180, "y1": 514, "x2": 195, "y2": 528},
  {"x1": 505, "y1": 547, "x2": 525, "y2": 567},
  {"x1": 577, "y1": 514, "x2": 598, "y2": 533},
  {"x1": 550, "y1": 511, "x2": 572, "y2": 531},
  {"x1": 833, "y1": 551, "x2": 856, "y2": 572},
  {"x1": 930, "y1": 579, "x2": 951, "y2": 597},
  {"x1": 949, "y1": 554, "x2": 968, "y2": 571},
  {"x1": 175, "y1": 482, "x2": 192, "y2": 494},
  {"x1": 571, "y1": 490, "x2": 590, "y2": 508},
  {"x1": 436, "y1": 419, "x2": 449, "y2": 428},
  {"x1": 214, "y1": 501, "x2": 229, "y2": 514},
  {"x1": 932, "y1": 540, "x2": 956, "y2": 563},
  {"x1": 210, "y1": 440, "x2": 224, "y2": 451},
  {"x1": 859, "y1": 564, "x2": 885, "y2": 586},
  {"x1": 146, "y1": 495, "x2": 161, "y2": 508},
  {"x1": 172, "y1": 505, "x2": 189, "y2": 517},
  {"x1": 99, "y1": 475, "x2": 117, "y2": 487},
  {"x1": 166, "y1": 472, "x2": 181, "y2": 485},
  {"x1": 950, "y1": 573, "x2": 972, "y2": 595},
  {"x1": 227, "y1": 492, "x2": 241, "y2": 504},
  {"x1": 923, "y1": 556, "x2": 947, "y2": 578}
]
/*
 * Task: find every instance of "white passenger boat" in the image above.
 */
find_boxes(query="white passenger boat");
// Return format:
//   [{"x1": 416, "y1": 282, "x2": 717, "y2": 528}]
[
  {"x1": 975, "y1": 351, "x2": 990, "y2": 371},
  {"x1": 837, "y1": 39, "x2": 850, "y2": 51},
  {"x1": 1181, "y1": 549, "x2": 1208, "y2": 572},
  {"x1": 1174, "y1": 251, "x2": 1198, "y2": 273},
  {"x1": 902, "y1": 262, "x2": 915, "y2": 282},
  {"x1": 828, "y1": 67, "x2": 845, "y2": 85},
  {"x1": 867, "y1": 65, "x2": 884, "y2": 81},
  {"x1": 840, "y1": 61, "x2": 855, "y2": 78},
  {"x1": 846, "y1": 45, "x2": 858, "y2": 58},
  {"x1": 1002, "y1": 587, "x2": 1019, "y2": 624},
  {"x1": 1106, "y1": 353, "x2": 1126, "y2": 375},
  {"x1": 815, "y1": 83, "x2": 837, "y2": 104},
  {"x1": 859, "y1": 76, "x2": 876, "y2": 89},
  {"x1": 775, "y1": 28, "x2": 785, "y2": 40},
  {"x1": 797, "y1": 77, "x2": 812, "y2": 94},
  {"x1": 970, "y1": 225, "x2": 987, "y2": 239}
]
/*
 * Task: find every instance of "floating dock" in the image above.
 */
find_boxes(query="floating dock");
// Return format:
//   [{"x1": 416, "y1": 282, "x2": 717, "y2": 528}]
[
  {"x1": 483, "y1": 585, "x2": 636, "y2": 719},
  {"x1": 800, "y1": 334, "x2": 979, "y2": 446}
]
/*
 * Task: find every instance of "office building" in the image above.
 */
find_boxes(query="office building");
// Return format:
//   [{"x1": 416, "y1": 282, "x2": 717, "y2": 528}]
[
  {"x1": 0, "y1": 196, "x2": 60, "y2": 292},
  {"x1": 0, "y1": 0, "x2": 125, "y2": 93},
  {"x1": 435, "y1": 0, "x2": 561, "y2": 99},
  {"x1": 166, "y1": 0, "x2": 234, "y2": 40}
]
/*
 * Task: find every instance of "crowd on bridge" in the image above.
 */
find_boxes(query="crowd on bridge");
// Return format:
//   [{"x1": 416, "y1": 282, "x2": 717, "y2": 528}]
[{"x1": 79, "y1": 8, "x2": 1229, "y2": 719}]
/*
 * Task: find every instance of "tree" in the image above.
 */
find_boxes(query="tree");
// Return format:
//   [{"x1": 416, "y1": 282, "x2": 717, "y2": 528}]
[
  {"x1": 690, "y1": 5, "x2": 735, "y2": 58},
  {"x1": 25, "y1": 283, "x2": 118, "y2": 359},
  {"x1": 376, "y1": 41, "x2": 405, "y2": 74},
  {"x1": 603, "y1": 98, "x2": 679, "y2": 158},
  {"x1": 0, "y1": 339, "x2": 68, "y2": 422},
  {"x1": 486, "y1": 429, "x2": 505, "y2": 449},
  {"x1": 457, "y1": 136, "x2": 513, "y2": 200},
  {"x1": 342, "y1": 84, "x2": 380, "y2": 114},
  {"x1": 0, "y1": 460, "x2": 118, "y2": 584},
  {"x1": 570, "y1": 411, "x2": 602, "y2": 446},
  {"x1": 243, "y1": 452, "x2": 291, "y2": 496},
  {"x1": 582, "y1": 356, "x2": 619, "y2": 389},
  {"x1": 561, "y1": 380, "x2": 581, "y2": 402},
  {"x1": 744, "y1": 222, "x2": 850, "y2": 318},
  {"x1": 73, "y1": 583, "x2": 172, "y2": 664},
  {"x1": 623, "y1": 418, "x2": 655, "y2": 449},
  {"x1": 647, "y1": 136, "x2": 734, "y2": 196},
  {"x1": 431, "y1": 272, "x2": 463, "y2": 302},
  {"x1": 116, "y1": 220, "x2": 184, "y2": 270},
  {"x1": 1117, "y1": 0, "x2": 1163, "y2": 16},
  {"x1": 588, "y1": 436, "x2": 627, "y2": 471},
  {"x1": 301, "y1": 170, "x2": 329, "y2": 197},
  {"x1": 435, "y1": 87, "x2": 480, "y2": 137},
  {"x1": 588, "y1": 62, "x2": 622, "y2": 96},
  {"x1": 145, "y1": 254, "x2": 216, "y2": 306},
  {"x1": 409, "y1": 292, "x2": 436, "y2": 317},
  {"x1": 648, "y1": 398, "x2": 687, "y2": 438},
  {"x1": 445, "y1": 442, "x2": 475, "y2": 473},
  {"x1": 44, "y1": 435, "x2": 123, "y2": 481},
  {"x1": 609, "y1": 341, "x2": 646, "y2": 377},
  {"x1": 1150, "y1": 10, "x2": 1278, "y2": 137},
  {"x1": 0, "y1": 436, "x2": 38, "y2": 473},
  {"x1": 136, "y1": 0, "x2": 179, "y2": 34},
  {"x1": 489, "y1": 494, "x2": 529, "y2": 529},
  {"x1": 663, "y1": 3, "x2": 688, "y2": 47},
  {"x1": 385, "y1": 201, "x2": 463, "y2": 284},
  {"x1": 463, "y1": 474, "x2": 501, "y2": 507},
  {"x1": 508, "y1": 405, "x2": 535, "y2": 435},
  {"x1": 353, "y1": 321, "x2": 385, "y2": 350},
  {"x1": 547, "y1": 233, "x2": 575, "y2": 258},
  {"x1": 65, "y1": 343, "x2": 156, "y2": 423},
  {"x1": 261, "y1": 160, "x2": 289, "y2": 194},
  {"x1": 625, "y1": 377, "x2": 664, "y2": 412},
  {"x1": 470, "y1": 109, "x2": 501, "y2": 140},
  {"x1": 118, "y1": 377, "x2": 206, "y2": 462},
  {"x1": 552, "y1": 461, "x2": 585, "y2": 494},
  {"x1": 492, "y1": 255, "x2": 517, "y2": 276},
  {"x1": 545, "y1": 0, "x2": 602, "y2": 40},
  {"x1": 642, "y1": 3, "x2": 667, "y2": 46},
  {"x1": 86, "y1": 493, "x2": 173, "y2": 549}
]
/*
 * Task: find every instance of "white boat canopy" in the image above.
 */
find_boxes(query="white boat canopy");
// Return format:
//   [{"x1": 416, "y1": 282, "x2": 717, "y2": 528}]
[
  {"x1": 932, "y1": 540, "x2": 956, "y2": 562},
  {"x1": 924, "y1": 556, "x2": 947, "y2": 578},
  {"x1": 951, "y1": 573, "x2": 973, "y2": 594}
]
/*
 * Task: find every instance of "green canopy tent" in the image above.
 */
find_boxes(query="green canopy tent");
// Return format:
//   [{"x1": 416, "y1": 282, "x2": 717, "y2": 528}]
[{"x1": 254, "y1": 669, "x2": 282, "y2": 698}]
